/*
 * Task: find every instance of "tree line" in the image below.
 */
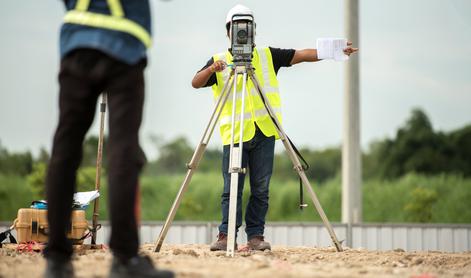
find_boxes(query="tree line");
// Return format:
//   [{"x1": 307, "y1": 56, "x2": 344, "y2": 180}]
[
  {"x1": 145, "y1": 108, "x2": 471, "y2": 182},
  {"x1": 1, "y1": 108, "x2": 470, "y2": 186}
]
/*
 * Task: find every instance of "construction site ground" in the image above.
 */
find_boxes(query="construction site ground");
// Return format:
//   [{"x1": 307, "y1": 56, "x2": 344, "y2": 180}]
[{"x1": 1, "y1": 244, "x2": 470, "y2": 277}]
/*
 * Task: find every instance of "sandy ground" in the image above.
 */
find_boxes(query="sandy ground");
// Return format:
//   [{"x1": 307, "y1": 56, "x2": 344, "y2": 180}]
[{"x1": 0, "y1": 244, "x2": 470, "y2": 278}]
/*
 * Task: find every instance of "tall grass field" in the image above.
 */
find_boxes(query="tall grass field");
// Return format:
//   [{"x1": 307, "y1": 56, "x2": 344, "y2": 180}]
[{"x1": 1, "y1": 173, "x2": 470, "y2": 223}]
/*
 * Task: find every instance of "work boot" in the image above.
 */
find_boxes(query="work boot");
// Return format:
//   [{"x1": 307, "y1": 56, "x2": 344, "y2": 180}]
[
  {"x1": 109, "y1": 255, "x2": 174, "y2": 278},
  {"x1": 44, "y1": 258, "x2": 74, "y2": 278},
  {"x1": 247, "y1": 235, "x2": 271, "y2": 251},
  {"x1": 209, "y1": 233, "x2": 237, "y2": 251}
]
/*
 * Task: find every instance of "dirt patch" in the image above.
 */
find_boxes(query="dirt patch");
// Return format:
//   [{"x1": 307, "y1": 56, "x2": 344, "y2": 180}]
[{"x1": 1, "y1": 244, "x2": 470, "y2": 277}]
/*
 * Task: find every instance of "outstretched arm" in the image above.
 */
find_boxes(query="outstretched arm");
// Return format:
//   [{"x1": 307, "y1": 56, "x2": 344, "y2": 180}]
[
  {"x1": 290, "y1": 49, "x2": 320, "y2": 65},
  {"x1": 290, "y1": 41, "x2": 358, "y2": 65}
]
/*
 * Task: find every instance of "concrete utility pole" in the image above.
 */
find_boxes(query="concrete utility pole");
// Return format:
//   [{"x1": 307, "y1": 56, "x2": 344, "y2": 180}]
[{"x1": 342, "y1": 0, "x2": 362, "y2": 246}]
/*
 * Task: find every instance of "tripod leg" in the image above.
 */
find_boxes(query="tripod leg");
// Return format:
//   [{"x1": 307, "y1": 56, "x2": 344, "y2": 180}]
[
  {"x1": 92, "y1": 93, "x2": 107, "y2": 245},
  {"x1": 249, "y1": 73, "x2": 343, "y2": 252},
  {"x1": 153, "y1": 73, "x2": 235, "y2": 252},
  {"x1": 226, "y1": 69, "x2": 248, "y2": 257}
]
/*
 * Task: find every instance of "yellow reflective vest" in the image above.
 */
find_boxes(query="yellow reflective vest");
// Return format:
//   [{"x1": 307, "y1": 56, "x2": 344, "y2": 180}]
[
  {"x1": 63, "y1": 0, "x2": 152, "y2": 48},
  {"x1": 212, "y1": 47, "x2": 282, "y2": 145}
]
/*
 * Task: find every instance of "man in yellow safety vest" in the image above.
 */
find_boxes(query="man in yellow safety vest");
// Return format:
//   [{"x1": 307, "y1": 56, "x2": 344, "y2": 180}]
[{"x1": 192, "y1": 4, "x2": 358, "y2": 252}]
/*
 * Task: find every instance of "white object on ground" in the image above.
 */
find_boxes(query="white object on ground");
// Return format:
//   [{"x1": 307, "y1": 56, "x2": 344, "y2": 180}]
[{"x1": 73, "y1": 190, "x2": 100, "y2": 207}]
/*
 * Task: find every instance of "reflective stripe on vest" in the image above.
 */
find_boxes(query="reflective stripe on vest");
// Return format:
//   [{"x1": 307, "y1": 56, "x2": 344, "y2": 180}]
[
  {"x1": 258, "y1": 49, "x2": 280, "y2": 94},
  {"x1": 212, "y1": 48, "x2": 282, "y2": 145},
  {"x1": 219, "y1": 107, "x2": 282, "y2": 126},
  {"x1": 63, "y1": 0, "x2": 151, "y2": 48}
]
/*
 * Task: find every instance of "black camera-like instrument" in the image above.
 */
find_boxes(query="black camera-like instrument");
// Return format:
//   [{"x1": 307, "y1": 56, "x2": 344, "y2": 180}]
[{"x1": 230, "y1": 14, "x2": 255, "y2": 64}]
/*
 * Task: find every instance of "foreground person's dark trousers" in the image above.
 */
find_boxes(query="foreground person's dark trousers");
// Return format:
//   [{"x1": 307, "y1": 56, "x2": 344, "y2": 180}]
[{"x1": 44, "y1": 49, "x2": 146, "y2": 261}]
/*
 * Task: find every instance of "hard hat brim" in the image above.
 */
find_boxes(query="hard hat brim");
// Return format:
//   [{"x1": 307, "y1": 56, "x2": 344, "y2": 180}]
[{"x1": 229, "y1": 15, "x2": 253, "y2": 23}]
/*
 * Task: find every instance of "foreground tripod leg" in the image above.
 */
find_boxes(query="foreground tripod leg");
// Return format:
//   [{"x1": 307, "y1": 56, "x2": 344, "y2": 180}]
[
  {"x1": 153, "y1": 73, "x2": 235, "y2": 252},
  {"x1": 226, "y1": 69, "x2": 248, "y2": 257},
  {"x1": 92, "y1": 93, "x2": 107, "y2": 245},
  {"x1": 249, "y1": 72, "x2": 343, "y2": 252}
]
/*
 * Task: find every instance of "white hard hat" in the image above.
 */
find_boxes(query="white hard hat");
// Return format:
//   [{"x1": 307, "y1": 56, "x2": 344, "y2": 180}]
[{"x1": 225, "y1": 4, "x2": 254, "y2": 25}]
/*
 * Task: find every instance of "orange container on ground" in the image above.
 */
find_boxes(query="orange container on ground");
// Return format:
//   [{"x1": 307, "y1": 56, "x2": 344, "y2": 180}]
[{"x1": 14, "y1": 208, "x2": 89, "y2": 244}]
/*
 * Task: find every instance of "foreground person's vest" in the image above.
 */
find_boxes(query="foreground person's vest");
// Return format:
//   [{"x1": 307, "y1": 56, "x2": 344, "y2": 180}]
[{"x1": 63, "y1": 0, "x2": 152, "y2": 48}]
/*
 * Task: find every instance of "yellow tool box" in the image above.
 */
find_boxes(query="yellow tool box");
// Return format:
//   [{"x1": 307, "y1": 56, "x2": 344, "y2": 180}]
[{"x1": 14, "y1": 208, "x2": 89, "y2": 244}]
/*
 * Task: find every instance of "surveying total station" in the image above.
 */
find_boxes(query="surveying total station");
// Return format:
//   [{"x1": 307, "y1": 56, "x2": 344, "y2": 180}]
[{"x1": 153, "y1": 14, "x2": 343, "y2": 257}]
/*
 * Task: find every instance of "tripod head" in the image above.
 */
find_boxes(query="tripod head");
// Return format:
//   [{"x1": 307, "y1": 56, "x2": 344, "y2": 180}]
[{"x1": 229, "y1": 13, "x2": 255, "y2": 66}]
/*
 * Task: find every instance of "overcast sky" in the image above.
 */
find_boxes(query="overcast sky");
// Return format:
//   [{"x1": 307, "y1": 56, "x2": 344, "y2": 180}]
[{"x1": 0, "y1": 0, "x2": 470, "y2": 159}]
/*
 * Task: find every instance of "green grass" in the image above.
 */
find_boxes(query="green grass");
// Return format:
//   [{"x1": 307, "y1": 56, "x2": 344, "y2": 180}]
[
  {"x1": 1, "y1": 173, "x2": 470, "y2": 223},
  {"x1": 141, "y1": 172, "x2": 471, "y2": 223},
  {"x1": 0, "y1": 174, "x2": 34, "y2": 221}
]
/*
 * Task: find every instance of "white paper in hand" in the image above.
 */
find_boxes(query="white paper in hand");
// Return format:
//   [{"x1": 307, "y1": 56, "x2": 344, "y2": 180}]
[{"x1": 317, "y1": 38, "x2": 349, "y2": 61}]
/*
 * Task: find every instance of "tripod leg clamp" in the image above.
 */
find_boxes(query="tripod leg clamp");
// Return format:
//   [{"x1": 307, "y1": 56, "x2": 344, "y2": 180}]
[{"x1": 229, "y1": 167, "x2": 246, "y2": 174}]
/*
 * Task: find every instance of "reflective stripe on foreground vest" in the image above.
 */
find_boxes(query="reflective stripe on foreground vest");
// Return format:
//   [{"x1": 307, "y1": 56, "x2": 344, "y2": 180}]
[{"x1": 64, "y1": 0, "x2": 151, "y2": 48}]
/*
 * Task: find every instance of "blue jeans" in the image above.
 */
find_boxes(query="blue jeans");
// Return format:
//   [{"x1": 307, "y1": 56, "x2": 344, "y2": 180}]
[{"x1": 218, "y1": 126, "x2": 275, "y2": 239}]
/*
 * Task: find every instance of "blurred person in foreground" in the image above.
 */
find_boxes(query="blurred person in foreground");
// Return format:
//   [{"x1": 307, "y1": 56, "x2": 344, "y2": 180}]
[
  {"x1": 192, "y1": 4, "x2": 358, "y2": 252},
  {"x1": 44, "y1": 1, "x2": 173, "y2": 277}
]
